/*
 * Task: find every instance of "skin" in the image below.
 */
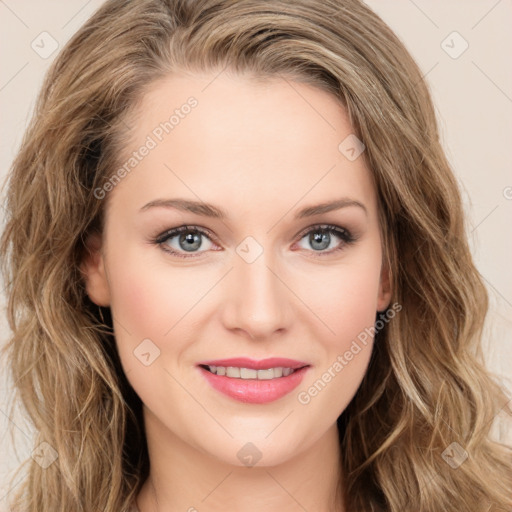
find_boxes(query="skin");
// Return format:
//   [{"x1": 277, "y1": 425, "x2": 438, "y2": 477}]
[{"x1": 82, "y1": 70, "x2": 392, "y2": 512}]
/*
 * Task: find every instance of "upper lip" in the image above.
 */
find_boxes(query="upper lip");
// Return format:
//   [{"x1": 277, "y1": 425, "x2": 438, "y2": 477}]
[{"x1": 197, "y1": 357, "x2": 310, "y2": 370}]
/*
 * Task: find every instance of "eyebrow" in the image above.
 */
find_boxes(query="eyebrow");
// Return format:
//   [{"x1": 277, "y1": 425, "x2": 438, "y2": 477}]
[{"x1": 139, "y1": 197, "x2": 368, "y2": 219}]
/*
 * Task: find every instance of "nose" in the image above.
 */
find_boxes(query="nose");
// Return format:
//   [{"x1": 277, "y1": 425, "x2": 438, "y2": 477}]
[{"x1": 220, "y1": 251, "x2": 293, "y2": 341}]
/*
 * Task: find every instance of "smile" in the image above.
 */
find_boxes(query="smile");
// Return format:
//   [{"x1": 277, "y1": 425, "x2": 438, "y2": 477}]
[
  {"x1": 197, "y1": 364, "x2": 310, "y2": 404},
  {"x1": 201, "y1": 365, "x2": 301, "y2": 379}
]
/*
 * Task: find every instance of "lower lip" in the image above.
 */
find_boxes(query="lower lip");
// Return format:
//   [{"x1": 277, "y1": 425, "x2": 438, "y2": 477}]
[{"x1": 198, "y1": 366, "x2": 310, "y2": 404}]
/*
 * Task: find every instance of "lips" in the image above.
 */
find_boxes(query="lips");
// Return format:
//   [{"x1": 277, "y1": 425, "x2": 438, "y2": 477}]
[
  {"x1": 196, "y1": 357, "x2": 311, "y2": 404},
  {"x1": 196, "y1": 357, "x2": 309, "y2": 370}
]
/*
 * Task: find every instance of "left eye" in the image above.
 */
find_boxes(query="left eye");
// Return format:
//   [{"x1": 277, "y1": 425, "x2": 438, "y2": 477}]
[
  {"x1": 295, "y1": 224, "x2": 355, "y2": 254},
  {"x1": 153, "y1": 224, "x2": 355, "y2": 259}
]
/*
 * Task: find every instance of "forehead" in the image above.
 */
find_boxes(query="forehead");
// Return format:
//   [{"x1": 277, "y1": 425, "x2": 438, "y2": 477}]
[{"x1": 107, "y1": 71, "x2": 377, "y2": 222}]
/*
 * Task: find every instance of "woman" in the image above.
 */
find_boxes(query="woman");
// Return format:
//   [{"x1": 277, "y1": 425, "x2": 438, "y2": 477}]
[{"x1": 1, "y1": 0, "x2": 511, "y2": 511}]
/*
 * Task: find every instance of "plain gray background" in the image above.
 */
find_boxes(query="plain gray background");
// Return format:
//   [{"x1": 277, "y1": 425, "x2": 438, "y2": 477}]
[{"x1": 1, "y1": 0, "x2": 511, "y2": 504}]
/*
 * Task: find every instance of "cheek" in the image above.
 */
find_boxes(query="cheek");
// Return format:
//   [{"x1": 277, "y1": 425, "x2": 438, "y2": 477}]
[
  {"x1": 104, "y1": 251, "x2": 212, "y2": 398},
  {"x1": 107, "y1": 248, "x2": 210, "y2": 339},
  {"x1": 305, "y1": 253, "x2": 383, "y2": 350},
  {"x1": 108, "y1": 268, "x2": 172, "y2": 339},
  {"x1": 296, "y1": 258, "x2": 381, "y2": 417}
]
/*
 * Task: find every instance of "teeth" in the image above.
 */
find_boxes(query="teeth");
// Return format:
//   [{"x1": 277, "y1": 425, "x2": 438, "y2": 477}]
[
  {"x1": 273, "y1": 367, "x2": 283, "y2": 378},
  {"x1": 226, "y1": 367, "x2": 240, "y2": 378},
  {"x1": 206, "y1": 365, "x2": 299, "y2": 379},
  {"x1": 240, "y1": 368, "x2": 257, "y2": 379}
]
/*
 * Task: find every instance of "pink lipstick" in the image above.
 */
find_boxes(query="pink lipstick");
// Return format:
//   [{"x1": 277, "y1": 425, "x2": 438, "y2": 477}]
[{"x1": 196, "y1": 357, "x2": 310, "y2": 404}]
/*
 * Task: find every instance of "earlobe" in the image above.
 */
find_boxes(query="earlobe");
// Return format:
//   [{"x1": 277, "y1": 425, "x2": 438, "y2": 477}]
[
  {"x1": 80, "y1": 232, "x2": 111, "y2": 307},
  {"x1": 377, "y1": 259, "x2": 392, "y2": 312}
]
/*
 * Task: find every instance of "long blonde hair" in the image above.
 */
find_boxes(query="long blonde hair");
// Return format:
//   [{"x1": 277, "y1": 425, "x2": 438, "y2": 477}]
[{"x1": 1, "y1": 1, "x2": 511, "y2": 511}]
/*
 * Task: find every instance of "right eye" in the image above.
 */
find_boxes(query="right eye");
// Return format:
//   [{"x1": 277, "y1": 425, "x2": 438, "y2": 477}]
[{"x1": 153, "y1": 225, "x2": 219, "y2": 259}]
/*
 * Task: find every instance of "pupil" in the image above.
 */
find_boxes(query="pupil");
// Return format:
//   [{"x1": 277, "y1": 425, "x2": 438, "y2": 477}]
[
  {"x1": 180, "y1": 231, "x2": 201, "y2": 252},
  {"x1": 310, "y1": 230, "x2": 330, "y2": 251}
]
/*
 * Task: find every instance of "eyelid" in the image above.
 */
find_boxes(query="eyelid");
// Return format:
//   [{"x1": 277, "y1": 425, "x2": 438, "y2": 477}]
[
  {"x1": 294, "y1": 222, "x2": 351, "y2": 240},
  {"x1": 154, "y1": 225, "x2": 218, "y2": 245}
]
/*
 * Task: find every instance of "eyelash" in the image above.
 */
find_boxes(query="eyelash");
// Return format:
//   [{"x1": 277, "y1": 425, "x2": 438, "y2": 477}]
[{"x1": 152, "y1": 224, "x2": 357, "y2": 259}]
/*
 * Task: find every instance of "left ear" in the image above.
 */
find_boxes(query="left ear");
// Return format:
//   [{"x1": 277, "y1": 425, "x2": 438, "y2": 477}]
[{"x1": 376, "y1": 259, "x2": 392, "y2": 312}]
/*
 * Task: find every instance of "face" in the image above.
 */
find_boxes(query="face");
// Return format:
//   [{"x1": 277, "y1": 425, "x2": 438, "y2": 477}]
[{"x1": 82, "y1": 70, "x2": 391, "y2": 467}]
